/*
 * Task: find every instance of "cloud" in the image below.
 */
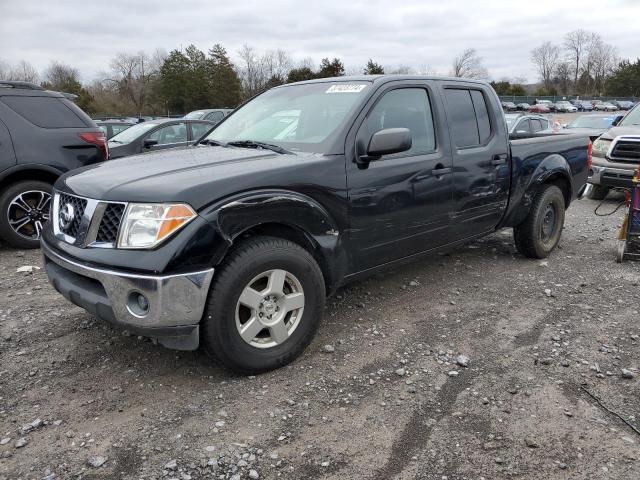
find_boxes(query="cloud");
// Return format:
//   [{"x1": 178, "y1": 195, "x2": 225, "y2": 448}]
[{"x1": 1, "y1": 0, "x2": 639, "y2": 83}]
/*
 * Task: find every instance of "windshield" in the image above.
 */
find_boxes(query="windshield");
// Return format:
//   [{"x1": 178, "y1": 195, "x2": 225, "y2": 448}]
[
  {"x1": 185, "y1": 111, "x2": 205, "y2": 119},
  {"x1": 109, "y1": 122, "x2": 157, "y2": 144},
  {"x1": 205, "y1": 81, "x2": 371, "y2": 153},
  {"x1": 567, "y1": 116, "x2": 615, "y2": 129},
  {"x1": 620, "y1": 105, "x2": 640, "y2": 126}
]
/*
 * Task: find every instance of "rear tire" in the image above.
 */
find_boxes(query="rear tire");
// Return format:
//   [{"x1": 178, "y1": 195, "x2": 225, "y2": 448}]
[
  {"x1": 201, "y1": 236, "x2": 325, "y2": 374},
  {"x1": 514, "y1": 185, "x2": 566, "y2": 259},
  {"x1": 587, "y1": 184, "x2": 609, "y2": 200},
  {"x1": 0, "y1": 180, "x2": 53, "y2": 249}
]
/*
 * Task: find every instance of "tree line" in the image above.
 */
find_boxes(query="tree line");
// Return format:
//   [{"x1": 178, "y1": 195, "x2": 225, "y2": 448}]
[
  {"x1": 1, "y1": 37, "x2": 637, "y2": 117},
  {"x1": 530, "y1": 29, "x2": 638, "y2": 97}
]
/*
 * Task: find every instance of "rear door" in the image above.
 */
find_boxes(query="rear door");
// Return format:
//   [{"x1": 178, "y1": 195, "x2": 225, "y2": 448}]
[
  {"x1": 346, "y1": 81, "x2": 454, "y2": 271},
  {"x1": 441, "y1": 83, "x2": 510, "y2": 238},
  {"x1": 0, "y1": 117, "x2": 16, "y2": 171}
]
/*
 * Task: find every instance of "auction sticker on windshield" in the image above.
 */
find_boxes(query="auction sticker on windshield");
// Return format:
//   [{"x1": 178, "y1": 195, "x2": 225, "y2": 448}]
[{"x1": 326, "y1": 84, "x2": 368, "y2": 93}]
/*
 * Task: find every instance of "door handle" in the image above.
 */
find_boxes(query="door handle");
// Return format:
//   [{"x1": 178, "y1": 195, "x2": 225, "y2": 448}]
[
  {"x1": 491, "y1": 154, "x2": 508, "y2": 166},
  {"x1": 431, "y1": 167, "x2": 452, "y2": 177}
]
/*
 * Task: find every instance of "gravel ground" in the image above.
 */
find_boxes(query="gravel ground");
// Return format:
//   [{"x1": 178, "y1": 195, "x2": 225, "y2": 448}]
[{"x1": 1, "y1": 192, "x2": 639, "y2": 480}]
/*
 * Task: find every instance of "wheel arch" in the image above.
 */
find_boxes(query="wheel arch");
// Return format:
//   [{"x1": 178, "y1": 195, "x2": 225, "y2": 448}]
[
  {"x1": 0, "y1": 165, "x2": 62, "y2": 192},
  {"x1": 203, "y1": 190, "x2": 348, "y2": 293}
]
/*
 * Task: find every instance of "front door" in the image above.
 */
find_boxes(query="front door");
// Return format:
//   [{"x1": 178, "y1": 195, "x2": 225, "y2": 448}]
[
  {"x1": 143, "y1": 122, "x2": 189, "y2": 152},
  {"x1": 442, "y1": 85, "x2": 510, "y2": 238},
  {"x1": 347, "y1": 84, "x2": 454, "y2": 272}
]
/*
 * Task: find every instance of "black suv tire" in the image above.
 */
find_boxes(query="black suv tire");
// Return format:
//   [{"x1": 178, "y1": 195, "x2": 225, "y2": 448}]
[
  {"x1": 0, "y1": 180, "x2": 53, "y2": 249},
  {"x1": 514, "y1": 185, "x2": 565, "y2": 259},
  {"x1": 201, "y1": 236, "x2": 325, "y2": 374},
  {"x1": 587, "y1": 185, "x2": 609, "y2": 200}
]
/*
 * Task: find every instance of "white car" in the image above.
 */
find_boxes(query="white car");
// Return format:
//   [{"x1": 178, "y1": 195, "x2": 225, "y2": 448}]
[
  {"x1": 594, "y1": 102, "x2": 618, "y2": 111},
  {"x1": 555, "y1": 101, "x2": 578, "y2": 113}
]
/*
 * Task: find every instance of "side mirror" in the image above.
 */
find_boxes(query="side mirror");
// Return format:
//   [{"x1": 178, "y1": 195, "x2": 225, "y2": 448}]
[
  {"x1": 358, "y1": 128, "x2": 412, "y2": 165},
  {"x1": 143, "y1": 139, "x2": 158, "y2": 148},
  {"x1": 612, "y1": 115, "x2": 624, "y2": 126}
]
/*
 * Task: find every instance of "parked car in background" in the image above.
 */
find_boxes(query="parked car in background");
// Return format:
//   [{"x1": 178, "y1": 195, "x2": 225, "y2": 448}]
[
  {"x1": 184, "y1": 108, "x2": 233, "y2": 124},
  {"x1": 0, "y1": 81, "x2": 107, "y2": 248},
  {"x1": 107, "y1": 118, "x2": 215, "y2": 159},
  {"x1": 595, "y1": 102, "x2": 618, "y2": 111},
  {"x1": 95, "y1": 119, "x2": 135, "y2": 139},
  {"x1": 42, "y1": 75, "x2": 589, "y2": 373},
  {"x1": 505, "y1": 113, "x2": 550, "y2": 136},
  {"x1": 528, "y1": 103, "x2": 550, "y2": 113},
  {"x1": 577, "y1": 100, "x2": 594, "y2": 112},
  {"x1": 561, "y1": 114, "x2": 618, "y2": 140},
  {"x1": 555, "y1": 101, "x2": 578, "y2": 113},
  {"x1": 516, "y1": 103, "x2": 530, "y2": 111},
  {"x1": 613, "y1": 100, "x2": 634, "y2": 110},
  {"x1": 588, "y1": 102, "x2": 640, "y2": 199},
  {"x1": 501, "y1": 101, "x2": 517, "y2": 111}
]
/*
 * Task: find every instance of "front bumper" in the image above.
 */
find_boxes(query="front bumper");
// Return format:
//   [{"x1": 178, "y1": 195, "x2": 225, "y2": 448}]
[
  {"x1": 588, "y1": 157, "x2": 635, "y2": 188},
  {"x1": 41, "y1": 239, "x2": 214, "y2": 350}
]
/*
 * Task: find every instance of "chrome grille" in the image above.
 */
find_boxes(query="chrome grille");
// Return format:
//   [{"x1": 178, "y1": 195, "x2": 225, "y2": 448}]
[
  {"x1": 58, "y1": 193, "x2": 87, "y2": 239},
  {"x1": 609, "y1": 137, "x2": 640, "y2": 164},
  {"x1": 95, "y1": 203, "x2": 125, "y2": 244},
  {"x1": 54, "y1": 190, "x2": 127, "y2": 247}
]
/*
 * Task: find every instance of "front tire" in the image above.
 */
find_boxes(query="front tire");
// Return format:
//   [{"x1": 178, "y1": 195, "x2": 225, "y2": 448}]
[
  {"x1": 514, "y1": 185, "x2": 566, "y2": 259},
  {"x1": 587, "y1": 184, "x2": 609, "y2": 200},
  {"x1": 0, "y1": 180, "x2": 53, "y2": 249},
  {"x1": 201, "y1": 236, "x2": 325, "y2": 374}
]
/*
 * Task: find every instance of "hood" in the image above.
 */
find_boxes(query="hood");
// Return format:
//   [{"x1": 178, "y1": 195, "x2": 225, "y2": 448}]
[
  {"x1": 599, "y1": 125, "x2": 640, "y2": 141},
  {"x1": 59, "y1": 145, "x2": 327, "y2": 210}
]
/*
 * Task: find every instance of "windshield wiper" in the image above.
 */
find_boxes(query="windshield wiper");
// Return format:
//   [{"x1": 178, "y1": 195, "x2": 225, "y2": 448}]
[
  {"x1": 198, "y1": 139, "x2": 225, "y2": 146},
  {"x1": 226, "y1": 140, "x2": 291, "y2": 154}
]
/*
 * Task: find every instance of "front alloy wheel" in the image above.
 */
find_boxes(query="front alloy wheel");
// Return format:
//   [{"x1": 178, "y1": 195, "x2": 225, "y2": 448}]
[
  {"x1": 201, "y1": 236, "x2": 325, "y2": 374},
  {"x1": 236, "y1": 269, "x2": 305, "y2": 348}
]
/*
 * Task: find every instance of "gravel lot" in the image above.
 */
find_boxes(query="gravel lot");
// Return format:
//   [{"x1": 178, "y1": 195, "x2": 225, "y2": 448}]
[{"x1": 1, "y1": 192, "x2": 639, "y2": 480}]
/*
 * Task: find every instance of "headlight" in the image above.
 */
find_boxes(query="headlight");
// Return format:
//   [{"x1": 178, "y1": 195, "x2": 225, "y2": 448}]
[
  {"x1": 117, "y1": 203, "x2": 196, "y2": 249},
  {"x1": 592, "y1": 138, "x2": 611, "y2": 157}
]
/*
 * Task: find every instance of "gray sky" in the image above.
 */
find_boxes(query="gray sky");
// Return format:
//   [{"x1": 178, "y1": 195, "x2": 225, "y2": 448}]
[{"x1": 1, "y1": 0, "x2": 639, "y2": 83}]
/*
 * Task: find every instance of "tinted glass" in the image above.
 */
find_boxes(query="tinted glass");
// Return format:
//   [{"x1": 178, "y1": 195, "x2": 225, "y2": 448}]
[
  {"x1": 2, "y1": 96, "x2": 87, "y2": 128},
  {"x1": 470, "y1": 90, "x2": 491, "y2": 143},
  {"x1": 109, "y1": 122, "x2": 157, "y2": 144},
  {"x1": 515, "y1": 119, "x2": 531, "y2": 134},
  {"x1": 359, "y1": 88, "x2": 436, "y2": 155},
  {"x1": 445, "y1": 89, "x2": 479, "y2": 147},
  {"x1": 530, "y1": 119, "x2": 543, "y2": 132},
  {"x1": 110, "y1": 124, "x2": 131, "y2": 136},
  {"x1": 205, "y1": 111, "x2": 224, "y2": 123},
  {"x1": 191, "y1": 122, "x2": 212, "y2": 139},
  {"x1": 148, "y1": 123, "x2": 188, "y2": 145}
]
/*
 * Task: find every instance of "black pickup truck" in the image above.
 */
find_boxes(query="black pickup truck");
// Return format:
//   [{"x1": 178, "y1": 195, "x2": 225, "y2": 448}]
[{"x1": 41, "y1": 76, "x2": 590, "y2": 373}]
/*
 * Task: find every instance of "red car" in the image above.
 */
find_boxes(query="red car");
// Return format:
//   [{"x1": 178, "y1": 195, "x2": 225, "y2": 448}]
[{"x1": 528, "y1": 104, "x2": 551, "y2": 113}]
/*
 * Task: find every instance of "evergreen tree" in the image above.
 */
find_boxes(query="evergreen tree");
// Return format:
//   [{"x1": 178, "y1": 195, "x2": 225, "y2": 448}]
[{"x1": 363, "y1": 59, "x2": 384, "y2": 75}]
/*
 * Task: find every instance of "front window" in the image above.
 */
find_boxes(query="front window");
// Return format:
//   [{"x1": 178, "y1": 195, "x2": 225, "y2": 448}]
[
  {"x1": 620, "y1": 105, "x2": 640, "y2": 126},
  {"x1": 109, "y1": 122, "x2": 157, "y2": 144},
  {"x1": 205, "y1": 81, "x2": 371, "y2": 153},
  {"x1": 567, "y1": 116, "x2": 615, "y2": 129}
]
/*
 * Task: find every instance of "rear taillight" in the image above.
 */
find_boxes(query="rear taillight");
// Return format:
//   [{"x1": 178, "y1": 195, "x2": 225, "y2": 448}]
[
  {"x1": 79, "y1": 132, "x2": 109, "y2": 160},
  {"x1": 587, "y1": 140, "x2": 592, "y2": 170}
]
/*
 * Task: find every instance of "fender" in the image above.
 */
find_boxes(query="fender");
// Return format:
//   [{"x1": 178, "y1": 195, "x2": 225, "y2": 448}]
[
  {"x1": 200, "y1": 189, "x2": 348, "y2": 290},
  {"x1": 0, "y1": 163, "x2": 64, "y2": 185},
  {"x1": 499, "y1": 153, "x2": 573, "y2": 228}
]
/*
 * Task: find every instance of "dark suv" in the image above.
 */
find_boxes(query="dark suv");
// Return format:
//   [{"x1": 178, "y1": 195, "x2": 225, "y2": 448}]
[{"x1": 0, "y1": 81, "x2": 107, "y2": 248}]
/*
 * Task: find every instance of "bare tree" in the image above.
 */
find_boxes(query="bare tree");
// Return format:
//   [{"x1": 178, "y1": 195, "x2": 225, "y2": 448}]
[
  {"x1": 450, "y1": 48, "x2": 488, "y2": 80},
  {"x1": 389, "y1": 65, "x2": 414, "y2": 75},
  {"x1": 589, "y1": 38, "x2": 618, "y2": 94},
  {"x1": 105, "y1": 50, "x2": 163, "y2": 115},
  {"x1": 564, "y1": 29, "x2": 592, "y2": 88},
  {"x1": 43, "y1": 62, "x2": 81, "y2": 90},
  {"x1": 531, "y1": 42, "x2": 560, "y2": 91},
  {"x1": 5, "y1": 60, "x2": 39, "y2": 83},
  {"x1": 237, "y1": 45, "x2": 293, "y2": 97}
]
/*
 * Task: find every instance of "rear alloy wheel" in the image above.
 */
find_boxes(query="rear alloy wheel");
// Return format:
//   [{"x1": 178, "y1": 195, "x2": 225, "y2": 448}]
[
  {"x1": 0, "y1": 180, "x2": 53, "y2": 249},
  {"x1": 201, "y1": 236, "x2": 325, "y2": 374},
  {"x1": 514, "y1": 185, "x2": 565, "y2": 259}
]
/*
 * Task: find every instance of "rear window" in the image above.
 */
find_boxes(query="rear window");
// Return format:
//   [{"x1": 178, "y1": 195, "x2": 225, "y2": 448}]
[
  {"x1": 1, "y1": 96, "x2": 89, "y2": 128},
  {"x1": 445, "y1": 88, "x2": 493, "y2": 148}
]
